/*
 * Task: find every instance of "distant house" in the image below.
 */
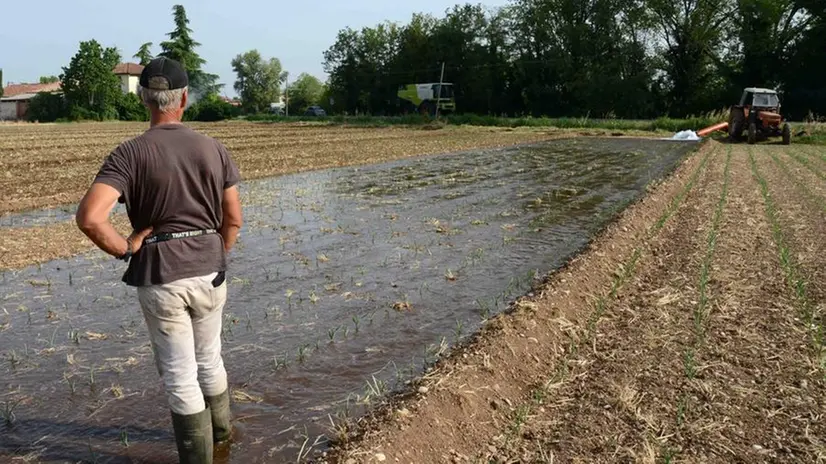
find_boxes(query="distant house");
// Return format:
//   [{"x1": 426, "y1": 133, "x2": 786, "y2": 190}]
[
  {"x1": 220, "y1": 96, "x2": 242, "y2": 107},
  {"x1": 1, "y1": 63, "x2": 145, "y2": 120},
  {"x1": 0, "y1": 82, "x2": 62, "y2": 121},
  {"x1": 113, "y1": 62, "x2": 144, "y2": 95}
]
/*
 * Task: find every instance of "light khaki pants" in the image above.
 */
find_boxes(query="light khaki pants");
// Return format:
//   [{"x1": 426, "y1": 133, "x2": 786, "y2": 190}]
[{"x1": 137, "y1": 272, "x2": 228, "y2": 415}]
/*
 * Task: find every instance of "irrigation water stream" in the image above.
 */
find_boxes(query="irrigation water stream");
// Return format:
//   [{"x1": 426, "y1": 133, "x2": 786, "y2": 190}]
[{"x1": 0, "y1": 137, "x2": 697, "y2": 463}]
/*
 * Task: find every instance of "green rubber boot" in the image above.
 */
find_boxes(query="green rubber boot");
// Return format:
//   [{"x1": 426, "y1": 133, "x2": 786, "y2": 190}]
[
  {"x1": 171, "y1": 407, "x2": 214, "y2": 464},
  {"x1": 204, "y1": 390, "x2": 232, "y2": 443}
]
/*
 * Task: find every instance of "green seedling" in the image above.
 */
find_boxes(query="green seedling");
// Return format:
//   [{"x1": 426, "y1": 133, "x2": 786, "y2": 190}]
[
  {"x1": 509, "y1": 404, "x2": 530, "y2": 435},
  {"x1": 327, "y1": 326, "x2": 339, "y2": 342},
  {"x1": 285, "y1": 289, "x2": 295, "y2": 309},
  {"x1": 444, "y1": 269, "x2": 456, "y2": 281},
  {"x1": 365, "y1": 375, "x2": 387, "y2": 398},
  {"x1": 677, "y1": 394, "x2": 688, "y2": 426},
  {"x1": 88, "y1": 367, "x2": 97, "y2": 392},
  {"x1": 1, "y1": 399, "x2": 21, "y2": 425},
  {"x1": 531, "y1": 386, "x2": 547, "y2": 405},
  {"x1": 298, "y1": 345, "x2": 309, "y2": 364},
  {"x1": 454, "y1": 320, "x2": 464, "y2": 342},
  {"x1": 7, "y1": 350, "x2": 20, "y2": 369},
  {"x1": 64, "y1": 373, "x2": 77, "y2": 395},
  {"x1": 120, "y1": 429, "x2": 129, "y2": 448},
  {"x1": 48, "y1": 327, "x2": 59, "y2": 349},
  {"x1": 274, "y1": 352, "x2": 290, "y2": 370},
  {"x1": 683, "y1": 349, "x2": 696, "y2": 380},
  {"x1": 352, "y1": 315, "x2": 360, "y2": 334}
]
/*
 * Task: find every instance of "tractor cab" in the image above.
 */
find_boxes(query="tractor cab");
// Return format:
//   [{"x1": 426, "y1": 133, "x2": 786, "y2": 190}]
[{"x1": 739, "y1": 88, "x2": 780, "y2": 111}]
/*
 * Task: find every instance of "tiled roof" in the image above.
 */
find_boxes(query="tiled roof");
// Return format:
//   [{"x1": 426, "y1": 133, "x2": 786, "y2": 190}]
[
  {"x1": 113, "y1": 63, "x2": 144, "y2": 76},
  {"x1": 2, "y1": 82, "x2": 61, "y2": 98},
  {"x1": 0, "y1": 93, "x2": 39, "y2": 102}
]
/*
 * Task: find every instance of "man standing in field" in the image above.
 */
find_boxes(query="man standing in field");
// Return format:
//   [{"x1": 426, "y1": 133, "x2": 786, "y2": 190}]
[{"x1": 76, "y1": 57, "x2": 243, "y2": 463}]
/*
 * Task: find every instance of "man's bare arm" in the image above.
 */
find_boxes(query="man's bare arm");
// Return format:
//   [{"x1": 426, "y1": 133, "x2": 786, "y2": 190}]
[
  {"x1": 220, "y1": 186, "x2": 243, "y2": 253},
  {"x1": 76, "y1": 183, "x2": 151, "y2": 257}
]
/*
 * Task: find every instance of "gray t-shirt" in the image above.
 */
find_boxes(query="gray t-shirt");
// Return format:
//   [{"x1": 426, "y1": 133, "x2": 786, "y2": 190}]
[{"x1": 93, "y1": 123, "x2": 241, "y2": 287}]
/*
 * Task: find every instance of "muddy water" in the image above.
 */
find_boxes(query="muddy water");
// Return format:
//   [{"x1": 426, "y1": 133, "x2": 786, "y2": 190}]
[{"x1": 0, "y1": 138, "x2": 697, "y2": 463}]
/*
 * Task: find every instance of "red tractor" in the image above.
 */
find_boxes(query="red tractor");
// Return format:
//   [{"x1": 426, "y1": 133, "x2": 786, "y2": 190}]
[{"x1": 728, "y1": 88, "x2": 791, "y2": 145}]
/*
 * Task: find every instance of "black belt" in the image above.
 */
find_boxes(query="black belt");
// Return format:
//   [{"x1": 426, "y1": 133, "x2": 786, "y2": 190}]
[{"x1": 144, "y1": 229, "x2": 217, "y2": 245}]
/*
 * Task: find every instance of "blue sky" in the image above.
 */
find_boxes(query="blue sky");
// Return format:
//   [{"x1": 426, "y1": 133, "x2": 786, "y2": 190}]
[{"x1": 1, "y1": 0, "x2": 509, "y2": 97}]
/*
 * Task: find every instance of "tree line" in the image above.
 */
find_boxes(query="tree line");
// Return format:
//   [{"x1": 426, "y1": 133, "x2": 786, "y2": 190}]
[
  {"x1": 22, "y1": 1, "x2": 825, "y2": 123},
  {"x1": 323, "y1": 0, "x2": 826, "y2": 120},
  {"x1": 25, "y1": 5, "x2": 327, "y2": 122}
]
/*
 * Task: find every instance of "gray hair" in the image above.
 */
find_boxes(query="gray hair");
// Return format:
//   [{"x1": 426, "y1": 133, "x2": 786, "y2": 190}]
[{"x1": 138, "y1": 78, "x2": 187, "y2": 113}]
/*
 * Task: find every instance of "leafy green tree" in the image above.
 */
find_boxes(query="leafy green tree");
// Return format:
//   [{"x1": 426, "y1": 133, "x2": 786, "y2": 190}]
[
  {"x1": 646, "y1": 0, "x2": 733, "y2": 115},
  {"x1": 39, "y1": 75, "x2": 60, "y2": 84},
  {"x1": 60, "y1": 39, "x2": 122, "y2": 120},
  {"x1": 320, "y1": 0, "x2": 826, "y2": 119},
  {"x1": 324, "y1": 27, "x2": 363, "y2": 114},
  {"x1": 782, "y1": 1, "x2": 825, "y2": 118},
  {"x1": 287, "y1": 73, "x2": 324, "y2": 114},
  {"x1": 509, "y1": 0, "x2": 656, "y2": 118},
  {"x1": 27, "y1": 92, "x2": 67, "y2": 122},
  {"x1": 318, "y1": 84, "x2": 334, "y2": 113},
  {"x1": 134, "y1": 42, "x2": 154, "y2": 66},
  {"x1": 159, "y1": 5, "x2": 221, "y2": 96},
  {"x1": 231, "y1": 50, "x2": 286, "y2": 113}
]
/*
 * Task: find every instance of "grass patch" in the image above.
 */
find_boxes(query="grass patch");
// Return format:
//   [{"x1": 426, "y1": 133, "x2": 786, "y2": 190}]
[
  {"x1": 793, "y1": 122, "x2": 826, "y2": 146},
  {"x1": 245, "y1": 113, "x2": 728, "y2": 133}
]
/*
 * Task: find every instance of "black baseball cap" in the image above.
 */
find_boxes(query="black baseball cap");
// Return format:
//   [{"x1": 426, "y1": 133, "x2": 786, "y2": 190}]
[{"x1": 140, "y1": 57, "x2": 189, "y2": 90}]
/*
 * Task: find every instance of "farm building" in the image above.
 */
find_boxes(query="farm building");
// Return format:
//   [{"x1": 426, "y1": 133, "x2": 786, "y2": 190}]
[
  {"x1": 0, "y1": 82, "x2": 62, "y2": 121},
  {"x1": 221, "y1": 96, "x2": 242, "y2": 107},
  {"x1": 1, "y1": 63, "x2": 144, "y2": 120},
  {"x1": 113, "y1": 62, "x2": 144, "y2": 94}
]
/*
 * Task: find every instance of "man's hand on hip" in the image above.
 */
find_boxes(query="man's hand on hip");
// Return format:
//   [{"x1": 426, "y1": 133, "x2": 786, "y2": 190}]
[
  {"x1": 77, "y1": 183, "x2": 154, "y2": 259},
  {"x1": 129, "y1": 227, "x2": 154, "y2": 254}
]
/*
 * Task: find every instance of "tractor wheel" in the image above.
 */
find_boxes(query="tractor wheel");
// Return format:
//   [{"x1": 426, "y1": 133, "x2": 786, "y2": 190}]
[
  {"x1": 729, "y1": 109, "x2": 745, "y2": 140},
  {"x1": 782, "y1": 123, "x2": 791, "y2": 145},
  {"x1": 729, "y1": 120, "x2": 741, "y2": 141},
  {"x1": 747, "y1": 122, "x2": 757, "y2": 145}
]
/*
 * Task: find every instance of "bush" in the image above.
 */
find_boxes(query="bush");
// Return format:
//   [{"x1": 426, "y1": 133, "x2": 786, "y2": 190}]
[
  {"x1": 116, "y1": 92, "x2": 149, "y2": 121},
  {"x1": 26, "y1": 92, "x2": 67, "y2": 122},
  {"x1": 67, "y1": 105, "x2": 117, "y2": 121},
  {"x1": 184, "y1": 95, "x2": 241, "y2": 122}
]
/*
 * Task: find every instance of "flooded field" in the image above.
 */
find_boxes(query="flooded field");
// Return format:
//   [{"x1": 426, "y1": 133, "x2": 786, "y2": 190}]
[{"x1": 0, "y1": 137, "x2": 697, "y2": 463}]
